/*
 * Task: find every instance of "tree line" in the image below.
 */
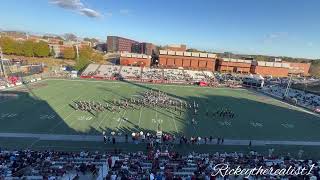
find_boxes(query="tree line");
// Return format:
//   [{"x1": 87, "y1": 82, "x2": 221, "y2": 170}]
[
  {"x1": 0, "y1": 36, "x2": 50, "y2": 57},
  {"x1": 0, "y1": 36, "x2": 104, "y2": 71},
  {"x1": 61, "y1": 46, "x2": 104, "y2": 71}
]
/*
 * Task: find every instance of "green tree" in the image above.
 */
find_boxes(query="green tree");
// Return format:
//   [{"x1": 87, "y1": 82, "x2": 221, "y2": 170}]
[
  {"x1": 22, "y1": 40, "x2": 34, "y2": 57},
  {"x1": 13, "y1": 41, "x2": 23, "y2": 56},
  {"x1": 74, "y1": 46, "x2": 93, "y2": 71},
  {"x1": 79, "y1": 46, "x2": 93, "y2": 60},
  {"x1": 255, "y1": 55, "x2": 269, "y2": 62},
  {"x1": 91, "y1": 52, "x2": 104, "y2": 63},
  {"x1": 0, "y1": 37, "x2": 15, "y2": 54},
  {"x1": 64, "y1": 33, "x2": 78, "y2": 41},
  {"x1": 75, "y1": 57, "x2": 90, "y2": 71},
  {"x1": 62, "y1": 47, "x2": 76, "y2": 59},
  {"x1": 310, "y1": 60, "x2": 320, "y2": 77},
  {"x1": 83, "y1": 37, "x2": 99, "y2": 45},
  {"x1": 33, "y1": 41, "x2": 50, "y2": 57},
  {"x1": 49, "y1": 48, "x2": 56, "y2": 57}
]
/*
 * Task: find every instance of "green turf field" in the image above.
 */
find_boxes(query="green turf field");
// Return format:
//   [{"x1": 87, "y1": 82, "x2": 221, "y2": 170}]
[{"x1": 1, "y1": 79, "x2": 320, "y2": 141}]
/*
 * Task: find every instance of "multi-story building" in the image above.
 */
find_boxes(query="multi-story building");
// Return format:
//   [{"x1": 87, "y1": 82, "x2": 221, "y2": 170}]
[
  {"x1": 131, "y1": 42, "x2": 156, "y2": 55},
  {"x1": 272, "y1": 58, "x2": 311, "y2": 76},
  {"x1": 217, "y1": 58, "x2": 253, "y2": 74},
  {"x1": 286, "y1": 62, "x2": 311, "y2": 76},
  {"x1": 253, "y1": 61, "x2": 290, "y2": 77},
  {"x1": 120, "y1": 53, "x2": 151, "y2": 67},
  {"x1": 107, "y1": 36, "x2": 138, "y2": 53},
  {"x1": 217, "y1": 58, "x2": 291, "y2": 77},
  {"x1": 159, "y1": 50, "x2": 217, "y2": 71}
]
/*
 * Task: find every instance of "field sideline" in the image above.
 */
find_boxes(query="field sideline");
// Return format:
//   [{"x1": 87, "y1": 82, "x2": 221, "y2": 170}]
[{"x1": 1, "y1": 78, "x2": 320, "y2": 145}]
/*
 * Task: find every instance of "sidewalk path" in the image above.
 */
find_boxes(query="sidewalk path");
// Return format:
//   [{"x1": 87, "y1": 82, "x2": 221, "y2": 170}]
[{"x1": 1, "y1": 132, "x2": 320, "y2": 146}]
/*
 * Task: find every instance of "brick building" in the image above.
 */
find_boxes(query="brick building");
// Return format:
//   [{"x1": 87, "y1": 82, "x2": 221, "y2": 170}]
[
  {"x1": 286, "y1": 62, "x2": 311, "y2": 76},
  {"x1": 164, "y1": 44, "x2": 187, "y2": 52},
  {"x1": 217, "y1": 58, "x2": 252, "y2": 74},
  {"x1": 47, "y1": 37, "x2": 63, "y2": 45},
  {"x1": 107, "y1": 36, "x2": 138, "y2": 53},
  {"x1": 252, "y1": 61, "x2": 290, "y2": 77},
  {"x1": 159, "y1": 50, "x2": 217, "y2": 71},
  {"x1": 120, "y1": 53, "x2": 151, "y2": 67},
  {"x1": 131, "y1": 42, "x2": 156, "y2": 55},
  {"x1": 216, "y1": 58, "x2": 292, "y2": 77}
]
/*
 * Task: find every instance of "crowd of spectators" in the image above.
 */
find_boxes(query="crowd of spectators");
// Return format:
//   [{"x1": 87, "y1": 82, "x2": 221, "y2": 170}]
[
  {"x1": 141, "y1": 68, "x2": 163, "y2": 81},
  {"x1": 262, "y1": 85, "x2": 320, "y2": 112},
  {"x1": 80, "y1": 64, "x2": 219, "y2": 85},
  {"x1": 0, "y1": 78, "x2": 7, "y2": 89},
  {"x1": 106, "y1": 149, "x2": 320, "y2": 180},
  {"x1": 163, "y1": 69, "x2": 185, "y2": 82},
  {"x1": 0, "y1": 150, "x2": 101, "y2": 179},
  {"x1": 120, "y1": 66, "x2": 141, "y2": 79},
  {"x1": 1, "y1": 147, "x2": 319, "y2": 180}
]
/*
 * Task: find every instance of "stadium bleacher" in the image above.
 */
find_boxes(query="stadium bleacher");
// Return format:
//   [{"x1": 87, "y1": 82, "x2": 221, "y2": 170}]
[
  {"x1": 98, "y1": 64, "x2": 120, "y2": 78},
  {"x1": 141, "y1": 67, "x2": 163, "y2": 81},
  {"x1": 163, "y1": 69, "x2": 185, "y2": 82},
  {"x1": 80, "y1": 64, "x2": 217, "y2": 84},
  {"x1": 0, "y1": 150, "x2": 104, "y2": 179},
  {"x1": 120, "y1": 66, "x2": 141, "y2": 79},
  {"x1": 262, "y1": 85, "x2": 320, "y2": 112},
  {"x1": 81, "y1": 64, "x2": 101, "y2": 77},
  {"x1": 183, "y1": 70, "x2": 208, "y2": 82},
  {"x1": 1, "y1": 149, "x2": 319, "y2": 179}
]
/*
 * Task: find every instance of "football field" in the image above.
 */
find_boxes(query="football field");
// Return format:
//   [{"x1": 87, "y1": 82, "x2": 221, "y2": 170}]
[{"x1": 1, "y1": 79, "x2": 320, "y2": 142}]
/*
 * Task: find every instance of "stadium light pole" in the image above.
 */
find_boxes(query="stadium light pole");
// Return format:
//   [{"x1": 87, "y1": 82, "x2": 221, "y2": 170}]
[
  {"x1": 0, "y1": 46, "x2": 5, "y2": 77},
  {"x1": 0, "y1": 46, "x2": 3, "y2": 59},
  {"x1": 284, "y1": 74, "x2": 293, "y2": 97},
  {"x1": 75, "y1": 41, "x2": 80, "y2": 60},
  {"x1": 224, "y1": 53, "x2": 231, "y2": 82}
]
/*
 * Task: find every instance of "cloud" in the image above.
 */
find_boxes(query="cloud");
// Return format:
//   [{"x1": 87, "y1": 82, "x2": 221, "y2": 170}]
[
  {"x1": 119, "y1": 9, "x2": 130, "y2": 15},
  {"x1": 80, "y1": 8, "x2": 101, "y2": 18},
  {"x1": 50, "y1": 0, "x2": 102, "y2": 18},
  {"x1": 307, "y1": 42, "x2": 313, "y2": 47},
  {"x1": 263, "y1": 32, "x2": 289, "y2": 44},
  {"x1": 105, "y1": 12, "x2": 113, "y2": 17}
]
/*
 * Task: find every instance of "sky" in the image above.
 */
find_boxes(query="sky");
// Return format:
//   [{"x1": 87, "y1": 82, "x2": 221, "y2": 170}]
[{"x1": 0, "y1": 0, "x2": 319, "y2": 59}]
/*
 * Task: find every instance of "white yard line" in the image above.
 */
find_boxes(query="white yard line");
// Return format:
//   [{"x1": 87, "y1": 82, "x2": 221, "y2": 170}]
[
  {"x1": 48, "y1": 83, "x2": 100, "y2": 134},
  {"x1": 65, "y1": 96, "x2": 101, "y2": 132},
  {"x1": 47, "y1": 92, "x2": 88, "y2": 133},
  {"x1": 43, "y1": 79, "x2": 317, "y2": 119},
  {"x1": 96, "y1": 112, "x2": 110, "y2": 129},
  {"x1": 53, "y1": 93, "x2": 84, "y2": 113},
  {"x1": 105, "y1": 110, "x2": 121, "y2": 133},
  {"x1": 171, "y1": 113, "x2": 178, "y2": 134},
  {"x1": 0, "y1": 81, "x2": 59, "y2": 104},
  {"x1": 39, "y1": 87, "x2": 68, "y2": 103},
  {"x1": 96, "y1": 113, "x2": 108, "y2": 128},
  {"x1": 49, "y1": 91, "x2": 93, "y2": 132},
  {"x1": 44, "y1": 87, "x2": 77, "y2": 109},
  {"x1": 0, "y1": 98, "x2": 13, "y2": 104},
  {"x1": 29, "y1": 139, "x2": 42, "y2": 148},
  {"x1": 155, "y1": 107, "x2": 159, "y2": 131},
  {"x1": 48, "y1": 110, "x2": 77, "y2": 133},
  {"x1": 138, "y1": 108, "x2": 143, "y2": 126},
  {"x1": 117, "y1": 110, "x2": 127, "y2": 129}
]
